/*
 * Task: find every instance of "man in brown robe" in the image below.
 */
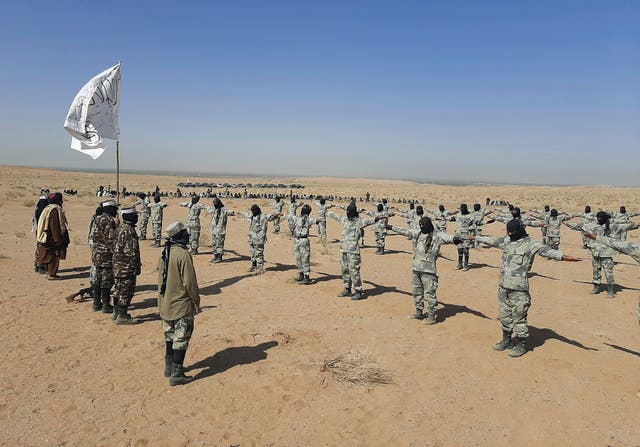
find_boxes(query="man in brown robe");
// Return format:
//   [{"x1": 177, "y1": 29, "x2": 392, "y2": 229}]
[{"x1": 36, "y1": 192, "x2": 69, "y2": 280}]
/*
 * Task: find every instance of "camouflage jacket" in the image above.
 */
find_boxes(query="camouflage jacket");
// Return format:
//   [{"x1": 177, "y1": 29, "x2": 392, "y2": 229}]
[
  {"x1": 595, "y1": 235, "x2": 640, "y2": 264},
  {"x1": 543, "y1": 215, "x2": 571, "y2": 238},
  {"x1": 566, "y1": 221, "x2": 638, "y2": 256},
  {"x1": 91, "y1": 214, "x2": 117, "y2": 255},
  {"x1": 476, "y1": 235, "x2": 564, "y2": 291},
  {"x1": 607, "y1": 210, "x2": 640, "y2": 224},
  {"x1": 149, "y1": 202, "x2": 168, "y2": 224},
  {"x1": 273, "y1": 200, "x2": 286, "y2": 214},
  {"x1": 135, "y1": 197, "x2": 151, "y2": 215},
  {"x1": 181, "y1": 202, "x2": 206, "y2": 223},
  {"x1": 428, "y1": 210, "x2": 456, "y2": 231},
  {"x1": 363, "y1": 210, "x2": 392, "y2": 233},
  {"x1": 290, "y1": 215, "x2": 317, "y2": 238},
  {"x1": 494, "y1": 214, "x2": 543, "y2": 228},
  {"x1": 287, "y1": 201, "x2": 300, "y2": 217},
  {"x1": 392, "y1": 227, "x2": 455, "y2": 275},
  {"x1": 568, "y1": 211, "x2": 595, "y2": 224},
  {"x1": 241, "y1": 212, "x2": 277, "y2": 245},
  {"x1": 452, "y1": 213, "x2": 474, "y2": 238},
  {"x1": 313, "y1": 202, "x2": 331, "y2": 222},
  {"x1": 470, "y1": 209, "x2": 492, "y2": 230},
  {"x1": 327, "y1": 211, "x2": 376, "y2": 254},
  {"x1": 113, "y1": 222, "x2": 141, "y2": 277},
  {"x1": 207, "y1": 206, "x2": 234, "y2": 234}
]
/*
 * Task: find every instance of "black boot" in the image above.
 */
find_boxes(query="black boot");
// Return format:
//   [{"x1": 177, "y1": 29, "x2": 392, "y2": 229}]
[
  {"x1": 295, "y1": 272, "x2": 304, "y2": 282},
  {"x1": 351, "y1": 290, "x2": 365, "y2": 300},
  {"x1": 92, "y1": 285, "x2": 102, "y2": 311},
  {"x1": 213, "y1": 253, "x2": 222, "y2": 263},
  {"x1": 493, "y1": 330, "x2": 513, "y2": 351},
  {"x1": 456, "y1": 255, "x2": 463, "y2": 270},
  {"x1": 169, "y1": 349, "x2": 193, "y2": 386},
  {"x1": 591, "y1": 284, "x2": 601, "y2": 294},
  {"x1": 299, "y1": 274, "x2": 311, "y2": 285},
  {"x1": 409, "y1": 308, "x2": 424, "y2": 319},
  {"x1": 248, "y1": 261, "x2": 257, "y2": 272},
  {"x1": 338, "y1": 288, "x2": 352, "y2": 297},
  {"x1": 509, "y1": 337, "x2": 527, "y2": 357},
  {"x1": 463, "y1": 253, "x2": 470, "y2": 271},
  {"x1": 115, "y1": 305, "x2": 139, "y2": 325},
  {"x1": 101, "y1": 288, "x2": 113, "y2": 313},
  {"x1": 606, "y1": 284, "x2": 616, "y2": 298},
  {"x1": 164, "y1": 341, "x2": 173, "y2": 378}
]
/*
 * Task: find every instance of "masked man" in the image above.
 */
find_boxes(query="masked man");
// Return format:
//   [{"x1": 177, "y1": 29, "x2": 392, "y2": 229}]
[
  {"x1": 112, "y1": 204, "x2": 142, "y2": 325},
  {"x1": 206, "y1": 197, "x2": 235, "y2": 263}
]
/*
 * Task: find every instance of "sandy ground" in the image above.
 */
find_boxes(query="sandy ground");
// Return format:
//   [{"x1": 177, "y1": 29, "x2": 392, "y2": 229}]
[{"x1": 0, "y1": 165, "x2": 639, "y2": 447}]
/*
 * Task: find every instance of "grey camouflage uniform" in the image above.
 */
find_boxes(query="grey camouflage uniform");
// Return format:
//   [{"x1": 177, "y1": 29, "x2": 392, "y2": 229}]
[
  {"x1": 149, "y1": 201, "x2": 168, "y2": 245},
  {"x1": 543, "y1": 214, "x2": 571, "y2": 249},
  {"x1": 207, "y1": 206, "x2": 234, "y2": 256},
  {"x1": 289, "y1": 214, "x2": 317, "y2": 275},
  {"x1": 429, "y1": 210, "x2": 457, "y2": 233},
  {"x1": 568, "y1": 211, "x2": 595, "y2": 247},
  {"x1": 242, "y1": 212, "x2": 278, "y2": 269},
  {"x1": 272, "y1": 200, "x2": 286, "y2": 233},
  {"x1": 136, "y1": 196, "x2": 150, "y2": 239},
  {"x1": 476, "y1": 235, "x2": 564, "y2": 338},
  {"x1": 608, "y1": 210, "x2": 640, "y2": 240},
  {"x1": 181, "y1": 202, "x2": 206, "y2": 252},
  {"x1": 327, "y1": 211, "x2": 376, "y2": 292},
  {"x1": 363, "y1": 209, "x2": 392, "y2": 251},
  {"x1": 313, "y1": 201, "x2": 332, "y2": 243},
  {"x1": 287, "y1": 201, "x2": 300, "y2": 236},
  {"x1": 392, "y1": 226, "x2": 456, "y2": 319}
]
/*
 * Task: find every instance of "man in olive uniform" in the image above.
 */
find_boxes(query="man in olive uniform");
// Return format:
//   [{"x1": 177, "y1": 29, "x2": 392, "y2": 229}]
[
  {"x1": 158, "y1": 221, "x2": 201, "y2": 386},
  {"x1": 91, "y1": 199, "x2": 119, "y2": 313},
  {"x1": 112, "y1": 205, "x2": 142, "y2": 324},
  {"x1": 471, "y1": 220, "x2": 581, "y2": 357}
]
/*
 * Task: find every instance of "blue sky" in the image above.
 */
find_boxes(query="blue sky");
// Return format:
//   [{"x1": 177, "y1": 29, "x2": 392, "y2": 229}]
[{"x1": 0, "y1": 1, "x2": 638, "y2": 185}]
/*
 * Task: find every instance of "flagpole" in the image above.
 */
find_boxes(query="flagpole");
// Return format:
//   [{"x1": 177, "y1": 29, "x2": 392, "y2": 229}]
[{"x1": 116, "y1": 140, "x2": 120, "y2": 202}]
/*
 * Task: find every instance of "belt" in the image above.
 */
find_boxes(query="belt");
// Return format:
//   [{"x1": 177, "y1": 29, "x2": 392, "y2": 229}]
[{"x1": 296, "y1": 236, "x2": 308, "y2": 239}]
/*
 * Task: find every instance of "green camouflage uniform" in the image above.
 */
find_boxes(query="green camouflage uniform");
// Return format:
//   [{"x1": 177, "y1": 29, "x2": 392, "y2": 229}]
[
  {"x1": 91, "y1": 214, "x2": 117, "y2": 288},
  {"x1": 272, "y1": 200, "x2": 286, "y2": 233},
  {"x1": 112, "y1": 221, "x2": 141, "y2": 309},
  {"x1": 327, "y1": 211, "x2": 376, "y2": 292},
  {"x1": 207, "y1": 206, "x2": 234, "y2": 256},
  {"x1": 149, "y1": 201, "x2": 168, "y2": 245},
  {"x1": 181, "y1": 202, "x2": 206, "y2": 252},
  {"x1": 392, "y1": 226, "x2": 456, "y2": 318},
  {"x1": 595, "y1": 235, "x2": 640, "y2": 323},
  {"x1": 476, "y1": 235, "x2": 564, "y2": 338},
  {"x1": 242, "y1": 212, "x2": 278, "y2": 269},
  {"x1": 289, "y1": 214, "x2": 317, "y2": 275}
]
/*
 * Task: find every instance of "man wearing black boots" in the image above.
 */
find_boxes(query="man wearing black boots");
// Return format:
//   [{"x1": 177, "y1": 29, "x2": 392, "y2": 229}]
[{"x1": 91, "y1": 199, "x2": 118, "y2": 314}]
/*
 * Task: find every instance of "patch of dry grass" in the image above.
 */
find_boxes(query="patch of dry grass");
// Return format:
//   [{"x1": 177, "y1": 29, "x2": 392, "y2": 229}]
[
  {"x1": 15, "y1": 231, "x2": 27, "y2": 238},
  {"x1": 322, "y1": 348, "x2": 393, "y2": 386}
]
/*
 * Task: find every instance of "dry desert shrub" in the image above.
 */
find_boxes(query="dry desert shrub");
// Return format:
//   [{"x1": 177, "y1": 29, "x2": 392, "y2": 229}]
[
  {"x1": 15, "y1": 231, "x2": 27, "y2": 238},
  {"x1": 322, "y1": 348, "x2": 393, "y2": 386}
]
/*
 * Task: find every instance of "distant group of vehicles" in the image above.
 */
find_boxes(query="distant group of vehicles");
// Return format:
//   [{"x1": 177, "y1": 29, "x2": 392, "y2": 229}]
[{"x1": 176, "y1": 181, "x2": 305, "y2": 189}]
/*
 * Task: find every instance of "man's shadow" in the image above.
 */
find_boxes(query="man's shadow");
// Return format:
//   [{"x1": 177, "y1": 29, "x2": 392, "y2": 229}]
[
  {"x1": 58, "y1": 266, "x2": 90, "y2": 273},
  {"x1": 188, "y1": 341, "x2": 278, "y2": 380},
  {"x1": 528, "y1": 326, "x2": 598, "y2": 352},
  {"x1": 438, "y1": 302, "x2": 492, "y2": 321},
  {"x1": 221, "y1": 250, "x2": 251, "y2": 263},
  {"x1": 603, "y1": 342, "x2": 640, "y2": 358}
]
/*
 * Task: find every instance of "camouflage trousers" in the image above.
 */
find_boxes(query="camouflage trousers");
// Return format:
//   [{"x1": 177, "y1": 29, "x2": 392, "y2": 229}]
[
  {"x1": 471, "y1": 228, "x2": 483, "y2": 248},
  {"x1": 592, "y1": 255, "x2": 614, "y2": 285},
  {"x1": 546, "y1": 236, "x2": 560, "y2": 250},
  {"x1": 139, "y1": 213, "x2": 149, "y2": 239},
  {"x1": 498, "y1": 286, "x2": 531, "y2": 338},
  {"x1": 294, "y1": 237, "x2": 311, "y2": 274},
  {"x1": 412, "y1": 271, "x2": 438, "y2": 316},
  {"x1": 93, "y1": 252, "x2": 114, "y2": 288},
  {"x1": 288, "y1": 217, "x2": 295, "y2": 235},
  {"x1": 317, "y1": 221, "x2": 327, "y2": 242},
  {"x1": 541, "y1": 226, "x2": 548, "y2": 244},
  {"x1": 374, "y1": 231, "x2": 386, "y2": 250},
  {"x1": 250, "y1": 243, "x2": 265, "y2": 268},
  {"x1": 187, "y1": 221, "x2": 200, "y2": 251},
  {"x1": 162, "y1": 315, "x2": 194, "y2": 351},
  {"x1": 113, "y1": 275, "x2": 136, "y2": 307},
  {"x1": 211, "y1": 232, "x2": 226, "y2": 255},
  {"x1": 273, "y1": 216, "x2": 281, "y2": 233},
  {"x1": 152, "y1": 222, "x2": 162, "y2": 244},
  {"x1": 341, "y1": 252, "x2": 362, "y2": 291}
]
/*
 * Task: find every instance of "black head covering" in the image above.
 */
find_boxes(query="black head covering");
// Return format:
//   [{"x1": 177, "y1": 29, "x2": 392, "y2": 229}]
[
  {"x1": 419, "y1": 216, "x2": 434, "y2": 234},
  {"x1": 550, "y1": 209, "x2": 558, "y2": 218},
  {"x1": 275, "y1": 196, "x2": 281, "y2": 202},
  {"x1": 409, "y1": 202, "x2": 415, "y2": 210},
  {"x1": 377, "y1": 203, "x2": 384, "y2": 212},
  {"x1": 507, "y1": 219, "x2": 527, "y2": 241},
  {"x1": 508, "y1": 204, "x2": 514, "y2": 211},
  {"x1": 585, "y1": 205, "x2": 591, "y2": 213},
  {"x1": 191, "y1": 195, "x2": 199, "y2": 204},
  {"x1": 153, "y1": 194, "x2": 160, "y2": 203},
  {"x1": 460, "y1": 203, "x2": 469, "y2": 215},
  {"x1": 123, "y1": 212, "x2": 138, "y2": 225},
  {"x1": 596, "y1": 211, "x2": 610, "y2": 226},
  {"x1": 251, "y1": 204, "x2": 261, "y2": 216},
  {"x1": 213, "y1": 198, "x2": 224, "y2": 209},
  {"x1": 382, "y1": 198, "x2": 387, "y2": 204},
  {"x1": 620, "y1": 206, "x2": 626, "y2": 214},
  {"x1": 438, "y1": 204, "x2": 445, "y2": 212},
  {"x1": 346, "y1": 202, "x2": 358, "y2": 219},
  {"x1": 416, "y1": 205, "x2": 424, "y2": 216},
  {"x1": 544, "y1": 205, "x2": 550, "y2": 212},
  {"x1": 301, "y1": 204, "x2": 311, "y2": 216},
  {"x1": 95, "y1": 205, "x2": 104, "y2": 216},
  {"x1": 319, "y1": 197, "x2": 326, "y2": 205},
  {"x1": 47, "y1": 192, "x2": 63, "y2": 205},
  {"x1": 511, "y1": 207, "x2": 521, "y2": 219},
  {"x1": 103, "y1": 205, "x2": 118, "y2": 217},
  {"x1": 290, "y1": 196, "x2": 296, "y2": 203},
  {"x1": 473, "y1": 203, "x2": 480, "y2": 212}
]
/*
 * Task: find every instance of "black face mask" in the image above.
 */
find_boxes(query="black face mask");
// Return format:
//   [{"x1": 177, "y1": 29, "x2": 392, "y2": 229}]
[
  {"x1": 123, "y1": 213, "x2": 139, "y2": 226},
  {"x1": 544, "y1": 206, "x2": 550, "y2": 212},
  {"x1": 460, "y1": 204, "x2": 469, "y2": 215},
  {"x1": 620, "y1": 206, "x2": 626, "y2": 214},
  {"x1": 550, "y1": 209, "x2": 558, "y2": 218},
  {"x1": 511, "y1": 207, "x2": 521, "y2": 219},
  {"x1": 419, "y1": 217, "x2": 434, "y2": 234},
  {"x1": 213, "y1": 199, "x2": 223, "y2": 209},
  {"x1": 596, "y1": 211, "x2": 609, "y2": 226},
  {"x1": 409, "y1": 203, "x2": 414, "y2": 210},
  {"x1": 104, "y1": 206, "x2": 118, "y2": 217},
  {"x1": 377, "y1": 204, "x2": 384, "y2": 212},
  {"x1": 251, "y1": 205, "x2": 261, "y2": 216},
  {"x1": 473, "y1": 204, "x2": 480, "y2": 212},
  {"x1": 154, "y1": 197, "x2": 160, "y2": 203},
  {"x1": 439, "y1": 205, "x2": 445, "y2": 212},
  {"x1": 319, "y1": 198, "x2": 326, "y2": 205},
  {"x1": 416, "y1": 206, "x2": 424, "y2": 216},
  {"x1": 585, "y1": 206, "x2": 591, "y2": 213},
  {"x1": 301, "y1": 205, "x2": 311, "y2": 216},
  {"x1": 346, "y1": 203, "x2": 358, "y2": 219},
  {"x1": 192, "y1": 196, "x2": 199, "y2": 204},
  {"x1": 507, "y1": 219, "x2": 527, "y2": 241}
]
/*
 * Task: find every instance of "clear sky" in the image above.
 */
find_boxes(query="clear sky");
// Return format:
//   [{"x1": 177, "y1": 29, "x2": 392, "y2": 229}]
[{"x1": 0, "y1": 1, "x2": 638, "y2": 185}]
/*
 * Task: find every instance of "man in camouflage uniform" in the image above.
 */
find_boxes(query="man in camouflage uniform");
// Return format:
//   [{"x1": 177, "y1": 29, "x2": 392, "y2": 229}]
[
  {"x1": 112, "y1": 205, "x2": 142, "y2": 325},
  {"x1": 287, "y1": 196, "x2": 301, "y2": 236},
  {"x1": 608, "y1": 206, "x2": 640, "y2": 241},
  {"x1": 241, "y1": 205, "x2": 281, "y2": 274},
  {"x1": 88, "y1": 204, "x2": 103, "y2": 302},
  {"x1": 272, "y1": 196, "x2": 285, "y2": 234},
  {"x1": 540, "y1": 209, "x2": 571, "y2": 249},
  {"x1": 568, "y1": 206, "x2": 595, "y2": 248},
  {"x1": 363, "y1": 204, "x2": 394, "y2": 254},
  {"x1": 91, "y1": 199, "x2": 119, "y2": 313},
  {"x1": 451, "y1": 204, "x2": 475, "y2": 270},
  {"x1": 387, "y1": 216, "x2": 462, "y2": 324},
  {"x1": 398, "y1": 203, "x2": 418, "y2": 239},
  {"x1": 149, "y1": 194, "x2": 168, "y2": 247},
  {"x1": 327, "y1": 202, "x2": 379, "y2": 300},
  {"x1": 158, "y1": 221, "x2": 201, "y2": 386},
  {"x1": 206, "y1": 197, "x2": 235, "y2": 263},
  {"x1": 313, "y1": 197, "x2": 333, "y2": 245},
  {"x1": 135, "y1": 193, "x2": 151, "y2": 240},
  {"x1": 472, "y1": 220, "x2": 580, "y2": 357},
  {"x1": 428, "y1": 205, "x2": 457, "y2": 233},
  {"x1": 289, "y1": 204, "x2": 316, "y2": 285},
  {"x1": 584, "y1": 231, "x2": 640, "y2": 325},
  {"x1": 470, "y1": 203, "x2": 493, "y2": 248},
  {"x1": 180, "y1": 195, "x2": 206, "y2": 254},
  {"x1": 566, "y1": 211, "x2": 639, "y2": 297},
  {"x1": 529, "y1": 205, "x2": 551, "y2": 244}
]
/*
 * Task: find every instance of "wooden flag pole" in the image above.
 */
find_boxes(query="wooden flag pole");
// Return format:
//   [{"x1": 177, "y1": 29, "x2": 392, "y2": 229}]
[{"x1": 116, "y1": 140, "x2": 120, "y2": 202}]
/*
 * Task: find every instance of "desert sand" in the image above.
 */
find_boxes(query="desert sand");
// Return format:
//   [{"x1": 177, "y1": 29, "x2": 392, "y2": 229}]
[{"x1": 0, "y1": 165, "x2": 639, "y2": 447}]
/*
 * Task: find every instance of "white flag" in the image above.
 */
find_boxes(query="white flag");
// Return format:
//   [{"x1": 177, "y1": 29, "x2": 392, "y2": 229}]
[{"x1": 64, "y1": 63, "x2": 121, "y2": 159}]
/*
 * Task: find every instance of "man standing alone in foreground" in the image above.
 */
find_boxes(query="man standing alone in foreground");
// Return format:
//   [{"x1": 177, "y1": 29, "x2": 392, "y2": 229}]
[{"x1": 158, "y1": 221, "x2": 201, "y2": 386}]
